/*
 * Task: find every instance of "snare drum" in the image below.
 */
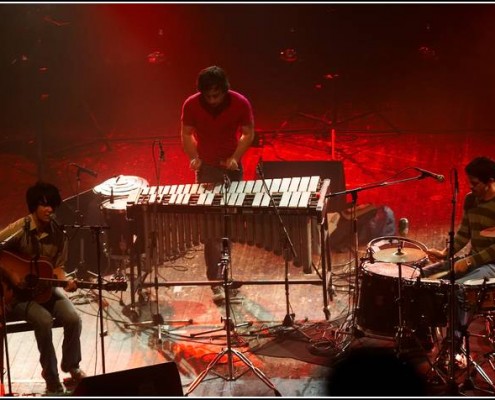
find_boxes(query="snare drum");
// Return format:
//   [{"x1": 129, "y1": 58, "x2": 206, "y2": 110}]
[{"x1": 463, "y1": 278, "x2": 495, "y2": 312}]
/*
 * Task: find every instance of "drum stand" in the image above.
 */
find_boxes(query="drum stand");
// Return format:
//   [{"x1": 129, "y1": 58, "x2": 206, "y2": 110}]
[
  {"x1": 186, "y1": 236, "x2": 281, "y2": 397},
  {"x1": 434, "y1": 279, "x2": 495, "y2": 395}
]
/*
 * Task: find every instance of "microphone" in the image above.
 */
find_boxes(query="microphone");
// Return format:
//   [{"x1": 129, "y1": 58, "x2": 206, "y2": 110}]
[
  {"x1": 158, "y1": 141, "x2": 165, "y2": 162},
  {"x1": 414, "y1": 167, "x2": 445, "y2": 183},
  {"x1": 70, "y1": 163, "x2": 98, "y2": 178},
  {"x1": 49, "y1": 214, "x2": 66, "y2": 232},
  {"x1": 398, "y1": 217, "x2": 409, "y2": 237}
]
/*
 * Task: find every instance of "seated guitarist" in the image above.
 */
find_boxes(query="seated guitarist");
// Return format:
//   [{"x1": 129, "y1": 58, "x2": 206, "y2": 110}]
[
  {"x1": 0, "y1": 181, "x2": 86, "y2": 394},
  {"x1": 426, "y1": 156, "x2": 495, "y2": 366}
]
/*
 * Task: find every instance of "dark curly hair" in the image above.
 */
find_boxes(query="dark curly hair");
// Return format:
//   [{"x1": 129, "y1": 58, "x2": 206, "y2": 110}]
[
  {"x1": 465, "y1": 156, "x2": 495, "y2": 183},
  {"x1": 196, "y1": 65, "x2": 230, "y2": 93},
  {"x1": 26, "y1": 181, "x2": 62, "y2": 213}
]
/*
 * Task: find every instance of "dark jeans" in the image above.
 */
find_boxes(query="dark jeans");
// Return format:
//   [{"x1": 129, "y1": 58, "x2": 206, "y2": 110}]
[
  {"x1": 197, "y1": 163, "x2": 242, "y2": 283},
  {"x1": 11, "y1": 288, "x2": 82, "y2": 382}
]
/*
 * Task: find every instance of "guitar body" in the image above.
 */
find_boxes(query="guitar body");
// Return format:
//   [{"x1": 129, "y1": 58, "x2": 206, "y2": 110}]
[
  {"x1": 0, "y1": 251, "x2": 127, "y2": 306},
  {"x1": 0, "y1": 250, "x2": 55, "y2": 304}
]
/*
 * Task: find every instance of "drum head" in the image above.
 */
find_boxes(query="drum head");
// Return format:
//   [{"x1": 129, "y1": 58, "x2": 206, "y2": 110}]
[
  {"x1": 93, "y1": 175, "x2": 148, "y2": 197},
  {"x1": 101, "y1": 197, "x2": 128, "y2": 212},
  {"x1": 362, "y1": 261, "x2": 420, "y2": 280}
]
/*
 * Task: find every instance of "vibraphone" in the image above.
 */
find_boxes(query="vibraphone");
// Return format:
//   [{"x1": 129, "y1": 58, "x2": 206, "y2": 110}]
[{"x1": 126, "y1": 176, "x2": 331, "y2": 274}]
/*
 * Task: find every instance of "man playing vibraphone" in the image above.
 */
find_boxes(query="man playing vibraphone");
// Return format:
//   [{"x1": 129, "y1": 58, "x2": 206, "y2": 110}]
[{"x1": 180, "y1": 65, "x2": 255, "y2": 303}]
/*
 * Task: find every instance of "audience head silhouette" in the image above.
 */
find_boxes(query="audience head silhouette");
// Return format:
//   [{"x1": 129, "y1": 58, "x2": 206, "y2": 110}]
[{"x1": 326, "y1": 346, "x2": 427, "y2": 396}]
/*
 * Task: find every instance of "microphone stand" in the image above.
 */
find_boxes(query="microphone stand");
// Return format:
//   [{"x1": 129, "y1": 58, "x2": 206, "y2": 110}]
[
  {"x1": 186, "y1": 173, "x2": 281, "y2": 396},
  {"x1": 71, "y1": 167, "x2": 86, "y2": 281},
  {"x1": 188, "y1": 175, "x2": 251, "y2": 341},
  {"x1": 0, "y1": 277, "x2": 13, "y2": 396},
  {"x1": 445, "y1": 168, "x2": 460, "y2": 394},
  {"x1": 256, "y1": 162, "x2": 311, "y2": 340},
  {"x1": 61, "y1": 222, "x2": 110, "y2": 374}
]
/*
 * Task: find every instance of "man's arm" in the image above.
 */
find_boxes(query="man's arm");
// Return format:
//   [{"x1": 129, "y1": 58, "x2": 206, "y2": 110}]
[
  {"x1": 181, "y1": 123, "x2": 202, "y2": 171},
  {"x1": 224, "y1": 124, "x2": 255, "y2": 170}
]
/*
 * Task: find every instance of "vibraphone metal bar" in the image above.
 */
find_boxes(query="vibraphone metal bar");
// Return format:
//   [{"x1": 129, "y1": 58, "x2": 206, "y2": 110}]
[{"x1": 127, "y1": 176, "x2": 329, "y2": 270}]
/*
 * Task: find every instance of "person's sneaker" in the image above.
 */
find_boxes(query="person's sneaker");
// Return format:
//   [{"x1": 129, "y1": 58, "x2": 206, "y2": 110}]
[
  {"x1": 45, "y1": 380, "x2": 65, "y2": 395},
  {"x1": 211, "y1": 286, "x2": 225, "y2": 303},
  {"x1": 69, "y1": 368, "x2": 87, "y2": 384},
  {"x1": 454, "y1": 352, "x2": 468, "y2": 370},
  {"x1": 42, "y1": 371, "x2": 65, "y2": 395}
]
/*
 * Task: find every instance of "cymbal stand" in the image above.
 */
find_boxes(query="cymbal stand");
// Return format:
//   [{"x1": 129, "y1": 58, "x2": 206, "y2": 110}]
[{"x1": 186, "y1": 201, "x2": 281, "y2": 396}]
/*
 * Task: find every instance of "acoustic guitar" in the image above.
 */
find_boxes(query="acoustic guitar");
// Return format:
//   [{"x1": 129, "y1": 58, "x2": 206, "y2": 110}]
[{"x1": 0, "y1": 250, "x2": 127, "y2": 304}]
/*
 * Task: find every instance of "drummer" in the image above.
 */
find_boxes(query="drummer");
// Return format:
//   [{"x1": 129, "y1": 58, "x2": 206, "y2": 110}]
[{"x1": 426, "y1": 156, "x2": 495, "y2": 360}]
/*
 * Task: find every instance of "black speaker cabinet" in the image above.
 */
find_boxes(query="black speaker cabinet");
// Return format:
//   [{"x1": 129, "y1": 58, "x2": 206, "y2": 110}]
[
  {"x1": 72, "y1": 362, "x2": 184, "y2": 396},
  {"x1": 261, "y1": 160, "x2": 346, "y2": 212}
]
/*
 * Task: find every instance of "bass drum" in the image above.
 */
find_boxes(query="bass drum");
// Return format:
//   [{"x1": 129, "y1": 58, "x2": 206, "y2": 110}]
[{"x1": 356, "y1": 261, "x2": 420, "y2": 337}]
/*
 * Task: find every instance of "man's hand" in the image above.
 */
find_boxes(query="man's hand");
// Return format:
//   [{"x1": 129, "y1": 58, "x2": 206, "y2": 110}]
[
  {"x1": 53, "y1": 266, "x2": 78, "y2": 292},
  {"x1": 64, "y1": 279, "x2": 78, "y2": 292},
  {"x1": 454, "y1": 257, "x2": 472, "y2": 276},
  {"x1": 221, "y1": 157, "x2": 239, "y2": 171},
  {"x1": 426, "y1": 248, "x2": 447, "y2": 262},
  {"x1": 189, "y1": 157, "x2": 202, "y2": 171}
]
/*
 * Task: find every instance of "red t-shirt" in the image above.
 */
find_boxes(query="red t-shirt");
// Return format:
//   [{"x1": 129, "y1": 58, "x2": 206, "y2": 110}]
[{"x1": 181, "y1": 90, "x2": 254, "y2": 167}]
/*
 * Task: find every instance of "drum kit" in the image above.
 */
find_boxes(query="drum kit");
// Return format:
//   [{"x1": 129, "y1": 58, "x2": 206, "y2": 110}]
[
  {"x1": 356, "y1": 236, "x2": 448, "y2": 347},
  {"x1": 343, "y1": 229, "x2": 495, "y2": 392}
]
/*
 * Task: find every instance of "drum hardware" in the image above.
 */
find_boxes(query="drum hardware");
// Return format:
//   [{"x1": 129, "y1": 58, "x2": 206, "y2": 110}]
[
  {"x1": 433, "y1": 278, "x2": 495, "y2": 395},
  {"x1": 186, "y1": 173, "x2": 281, "y2": 397}
]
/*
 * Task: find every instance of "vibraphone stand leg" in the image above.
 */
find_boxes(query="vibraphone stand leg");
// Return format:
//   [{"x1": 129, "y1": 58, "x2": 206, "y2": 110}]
[{"x1": 186, "y1": 238, "x2": 281, "y2": 396}]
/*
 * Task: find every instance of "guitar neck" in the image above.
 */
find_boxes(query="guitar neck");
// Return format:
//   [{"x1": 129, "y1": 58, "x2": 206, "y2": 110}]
[
  {"x1": 38, "y1": 278, "x2": 102, "y2": 291},
  {"x1": 36, "y1": 278, "x2": 127, "y2": 292}
]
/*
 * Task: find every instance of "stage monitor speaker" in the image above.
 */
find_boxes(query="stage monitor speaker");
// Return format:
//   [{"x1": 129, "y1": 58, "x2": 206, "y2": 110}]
[
  {"x1": 72, "y1": 362, "x2": 184, "y2": 396},
  {"x1": 261, "y1": 160, "x2": 346, "y2": 212}
]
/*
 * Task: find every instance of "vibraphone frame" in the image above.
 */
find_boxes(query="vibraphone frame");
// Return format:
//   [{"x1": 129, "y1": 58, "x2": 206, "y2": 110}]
[{"x1": 126, "y1": 176, "x2": 333, "y2": 320}]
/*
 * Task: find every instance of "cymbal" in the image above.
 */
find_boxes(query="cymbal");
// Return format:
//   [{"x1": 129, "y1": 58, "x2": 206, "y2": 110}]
[
  {"x1": 480, "y1": 227, "x2": 495, "y2": 238},
  {"x1": 373, "y1": 247, "x2": 426, "y2": 264},
  {"x1": 93, "y1": 175, "x2": 148, "y2": 197}
]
